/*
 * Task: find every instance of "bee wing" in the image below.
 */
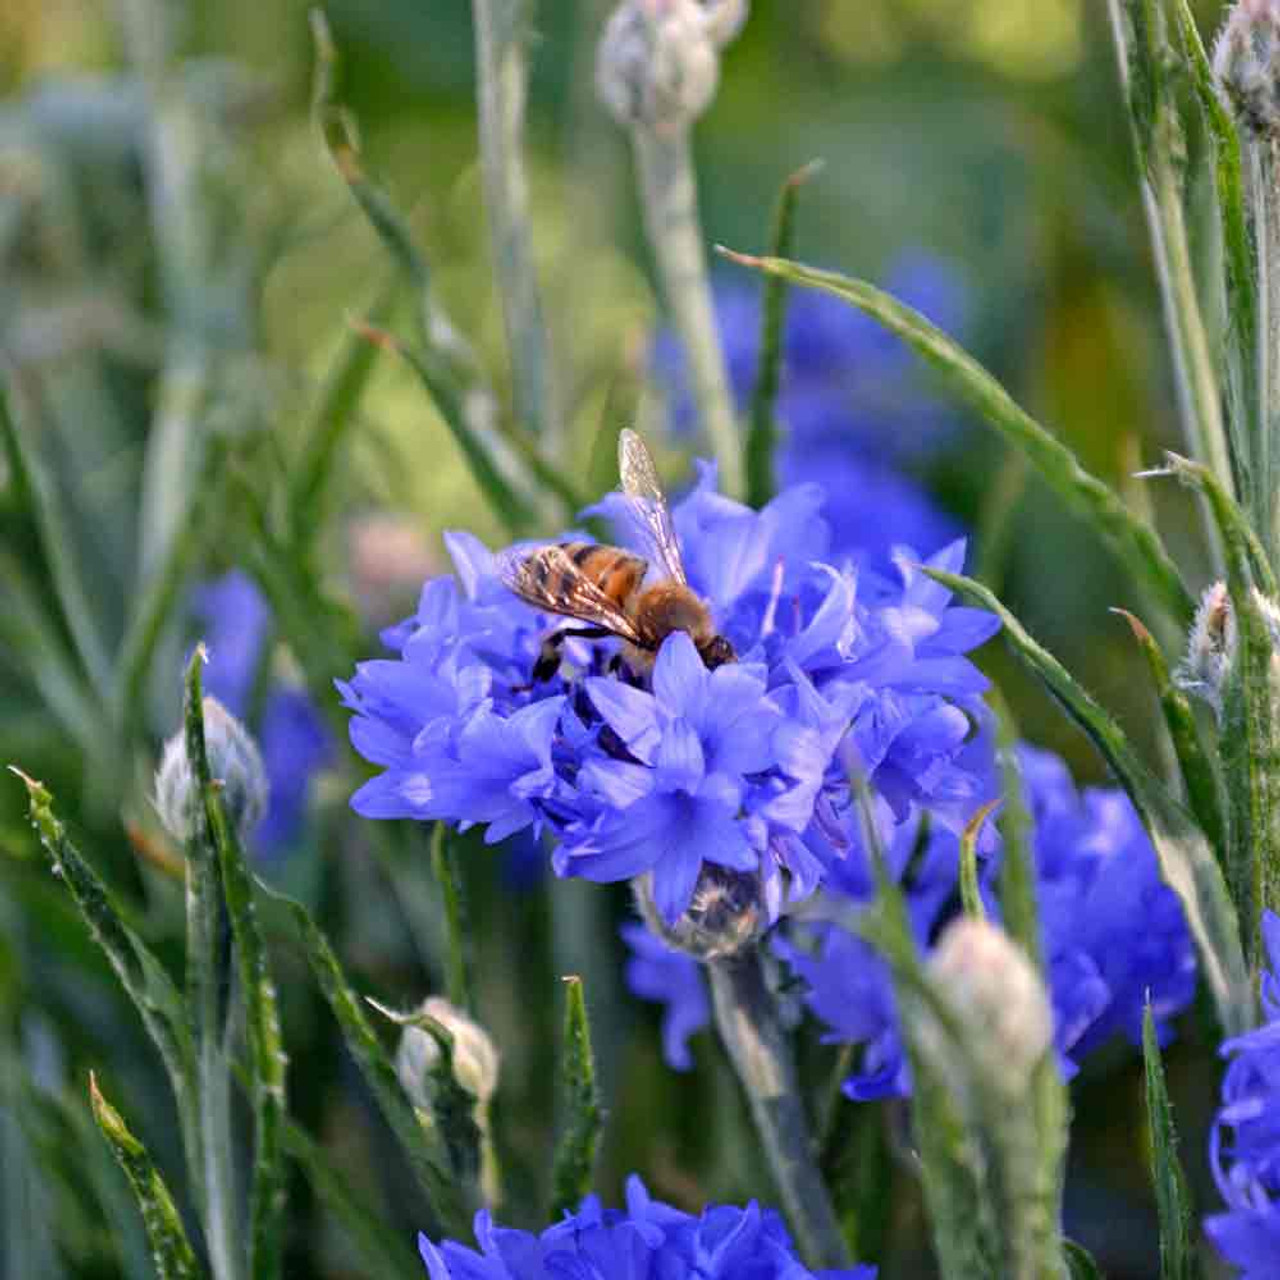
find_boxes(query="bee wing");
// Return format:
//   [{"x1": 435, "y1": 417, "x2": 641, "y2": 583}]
[
  {"x1": 496, "y1": 544, "x2": 644, "y2": 643},
  {"x1": 617, "y1": 428, "x2": 689, "y2": 587}
]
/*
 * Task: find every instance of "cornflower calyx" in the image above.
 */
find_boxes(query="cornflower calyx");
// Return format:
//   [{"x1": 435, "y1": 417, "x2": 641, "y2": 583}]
[
  {"x1": 1215, "y1": 0, "x2": 1280, "y2": 136},
  {"x1": 396, "y1": 997, "x2": 500, "y2": 1109},
  {"x1": 154, "y1": 696, "x2": 268, "y2": 843},
  {"x1": 1176, "y1": 581, "x2": 1236, "y2": 716},
  {"x1": 596, "y1": 0, "x2": 746, "y2": 133}
]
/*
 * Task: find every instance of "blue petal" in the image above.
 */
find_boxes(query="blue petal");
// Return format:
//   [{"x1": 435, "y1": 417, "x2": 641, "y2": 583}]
[{"x1": 585, "y1": 678, "x2": 662, "y2": 763}]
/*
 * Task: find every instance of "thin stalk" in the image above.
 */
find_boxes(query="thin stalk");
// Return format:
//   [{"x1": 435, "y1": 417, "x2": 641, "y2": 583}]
[
  {"x1": 707, "y1": 949, "x2": 849, "y2": 1272},
  {"x1": 1251, "y1": 137, "x2": 1280, "y2": 560},
  {"x1": 471, "y1": 0, "x2": 563, "y2": 451},
  {"x1": 633, "y1": 127, "x2": 742, "y2": 497}
]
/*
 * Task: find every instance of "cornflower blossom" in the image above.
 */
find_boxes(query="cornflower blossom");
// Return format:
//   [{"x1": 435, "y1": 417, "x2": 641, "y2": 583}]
[
  {"x1": 624, "y1": 743, "x2": 1196, "y2": 1086},
  {"x1": 1205, "y1": 911, "x2": 1280, "y2": 1274},
  {"x1": 418, "y1": 1175, "x2": 876, "y2": 1279},
  {"x1": 195, "y1": 571, "x2": 333, "y2": 854},
  {"x1": 652, "y1": 256, "x2": 968, "y2": 558},
  {"x1": 342, "y1": 459, "x2": 996, "y2": 934}
]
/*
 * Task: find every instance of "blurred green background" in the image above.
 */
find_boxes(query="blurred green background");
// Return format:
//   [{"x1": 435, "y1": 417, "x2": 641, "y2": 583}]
[{"x1": 0, "y1": 1, "x2": 1233, "y2": 1276}]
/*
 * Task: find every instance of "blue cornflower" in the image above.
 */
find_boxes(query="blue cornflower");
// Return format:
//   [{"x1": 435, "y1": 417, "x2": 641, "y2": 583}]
[
  {"x1": 344, "y1": 457, "x2": 998, "y2": 948},
  {"x1": 418, "y1": 1175, "x2": 876, "y2": 1279},
  {"x1": 195, "y1": 571, "x2": 334, "y2": 855},
  {"x1": 1205, "y1": 911, "x2": 1280, "y2": 1275}
]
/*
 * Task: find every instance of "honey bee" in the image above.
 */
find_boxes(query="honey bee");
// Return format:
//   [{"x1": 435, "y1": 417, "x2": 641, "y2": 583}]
[{"x1": 498, "y1": 429, "x2": 736, "y2": 679}]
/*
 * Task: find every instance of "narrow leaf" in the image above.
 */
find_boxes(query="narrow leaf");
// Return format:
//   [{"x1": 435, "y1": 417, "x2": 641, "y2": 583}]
[
  {"x1": 10, "y1": 769, "x2": 198, "y2": 1164},
  {"x1": 993, "y1": 700, "x2": 1043, "y2": 972},
  {"x1": 355, "y1": 324, "x2": 537, "y2": 537},
  {"x1": 260, "y1": 883, "x2": 472, "y2": 1236},
  {"x1": 925, "y1": 569, "x2": 1252, "y2": 1036},
  {"x1": 185, "y1": 663, "x2": 288, "y2": 1280},
  {"x1": 719, "y1": 251, "x2": 1195, "y2": 626},
  {"x1": 1113, "y1": 608, "x2": 1227, "y2": 859},
  {"x1": 1142, "y1": 1004, "x2": 1199, "y2": 1280},
  {"x1": 746, "y1": 159, "x2": 822, "y2": 508},
  {"x1": 89, "y1": 1074, "x2": 203, "y2": 1280},
  {"x1": 284, "y1": 1122, "x2": 421, "y2": 1280},
  {"x1": 551, "y1": 976, "x2": 602, "y2": 1220},
  {"x1": 959, "y1": 799, "x2": 998, "y2": 920},
  {"x1": 1062, "y1": 1239, "x2": 1105, "y2": 1279}
]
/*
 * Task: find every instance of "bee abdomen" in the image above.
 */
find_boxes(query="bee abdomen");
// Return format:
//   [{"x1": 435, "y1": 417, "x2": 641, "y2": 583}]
[{"x1": 559, "y1": 542, "x2": 646, "y2": 608}]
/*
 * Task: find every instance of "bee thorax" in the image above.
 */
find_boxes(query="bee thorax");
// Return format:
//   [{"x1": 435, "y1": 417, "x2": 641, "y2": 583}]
[{"x1": 635, "y1": 583, "x2": 715, "y2": 647}]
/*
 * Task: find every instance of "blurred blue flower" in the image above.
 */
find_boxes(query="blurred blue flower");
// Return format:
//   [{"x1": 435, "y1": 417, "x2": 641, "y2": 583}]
[
  {"x1": 651, "y1": 253, "x2": 969, "y2": 561},
  {"x1": 620, "y1": 923, "x2": 708, "y2": 1071},
  {"x1": 1205, "y1": 911, "x2": 1280, "y2": 1275},
  {"x1": 195, "y1": 571, "x2": 334, "y2": 855},
  {"x1": 418, "y1": 1175, "x2": 876, "y2": 1278},
  {"x1": 344, "y1": 461, "x2": 999, "y2": 941}
]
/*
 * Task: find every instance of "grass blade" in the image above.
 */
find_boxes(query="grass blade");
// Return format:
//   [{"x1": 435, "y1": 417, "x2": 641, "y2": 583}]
[
  {"x1": 89, "y1": 1074, "x2": 203, "y2": 1280},
  {"x1": 718, "y1": 251, "x2": 1196, "y2": 626},
  {"x1": 1063, "y1": 1239, "x2": 1105, "y2": 1279},
  {"x1": 1142, "y1": 1004, "x2": 1199, "y2": 1280},
  {"x1": 430, "y1": 825, "x2": 472, "y2": 1013},
  {"x1": 184, "y1": 658, "x2": 288, "y2": 1280},
  {"x1": 10, "y1": 768, "x2": 199, "y2": 1171},
  {"x1": 959, "y1": 799, "x2": 998, "y2": 920},
  {"x1": 1113, "y1": 608, "x2": 1227, "y2": 859},
  {"x1": 259, "y1": 882, "x2": 473, "y2": 1237},
  {"x1": 993, "y1": 699, "x2": 1043, "y2": 971},
  {"x1": 746, "y1": 159, "x2": 822, "y2": 508},
  {"x1": 550, "y1": 975, "x2": 602, "y2": 1220},
  {"x1": 925, "y1": 568, "x2": 1251, "y2": 1037}
]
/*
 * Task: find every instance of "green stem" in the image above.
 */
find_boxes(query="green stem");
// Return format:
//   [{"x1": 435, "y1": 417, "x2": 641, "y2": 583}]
[
  {"x1": 707, "y1": 949, "x2": 849, "y2": 1272},
  {"x1": 1250, "y1": 136, "x2": 1280, "y2": 561},
  {"x1": 471, "y1": 0, "x2": 563, "y2": 451},
  {"x1": 633, "y1": 126, "x2": 742, "y2": 497}
]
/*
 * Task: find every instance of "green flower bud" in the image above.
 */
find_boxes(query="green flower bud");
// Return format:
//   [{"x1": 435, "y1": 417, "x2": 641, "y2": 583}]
[
  {"x1": 154, "y1": 697, "x2": 268, "y2": 843},
  {"x1": 632, "y1": 864, "x2": 765, "y2": 961},
  {"x1": 1175, "y1": 581, "x2": 1236, "y2": 717},
  {"x1": 395, "y1": 997, "x2": 500, "y2": 1111}
]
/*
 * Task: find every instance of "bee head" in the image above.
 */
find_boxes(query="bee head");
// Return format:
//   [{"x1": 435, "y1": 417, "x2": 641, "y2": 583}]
[{"x1": 699, "y1": 635, "x2": 736, "y2": 670}]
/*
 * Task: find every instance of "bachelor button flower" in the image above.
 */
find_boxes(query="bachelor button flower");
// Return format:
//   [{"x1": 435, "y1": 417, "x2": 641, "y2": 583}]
[
  {"x1": 1205, "y1": 911, "x2": 1280, "y2": 1274},
  {"x1": 418, "y1": 1175, "x2": 876, "y2": 1279},
  {"x1": 194, "y1": 571, "x2": 333, "y2": 854}
]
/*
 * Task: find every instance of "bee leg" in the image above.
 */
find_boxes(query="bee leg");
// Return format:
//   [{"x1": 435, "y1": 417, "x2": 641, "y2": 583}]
[{"x1": 532, "y1": 625, "x2": 615, "y2": 683}]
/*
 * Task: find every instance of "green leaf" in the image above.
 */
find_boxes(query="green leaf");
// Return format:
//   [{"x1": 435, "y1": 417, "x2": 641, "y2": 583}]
[
  {"x1": 184, "y1": 661, "x2": 288, "y2": 1280},
  {"x1": 993, "y1": 701, "x2": 1043, "y2": 971},
  {"x1": 1113, "y1": 608, "x2": 1227, "y2": 860},
  {"x1": 1062, "y1": 1239, "x2": 1105, "y2": 1279},
  {"x1": 959, "y1": 799, "x2": 998, "y2": 921},
  {"x1": 89, "y1": 1074, "x2": 203, "y2": 1280},
  {"x1": 719, "y1": 251, "x2": 1196, "y2": 627},
  {"x1": 10, "y1": 768, "x2": 199, "y2": 1170},
  {"x1": 260, "y1": 882, "x2": 473, "y2": 1237},
  {"x1": 1142, "y1": 1004, "x2": 1199, "y2": 1280},
  {"x1": 551, "y1": 975, "x2": 602, "y2": 1220},
  {"x1": 357, "y1": 324, "x2": 538, "y2": 538},
  {"x1": 283, "y1": 1122, "x2": 421, "y2": 1280},
  {"x1": 746, "y1": 160, "x2": 822, "y2": 509},
  {"x1": 925, "y1": 568, "x2": 1252, "y2": 1037}
]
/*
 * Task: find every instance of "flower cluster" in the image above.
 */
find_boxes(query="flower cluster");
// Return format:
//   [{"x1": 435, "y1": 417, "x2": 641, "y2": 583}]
[
  {"x1": 652, "y1": 258, "x2": 968, "y2": 559},
  {"x1": 419, "y1": 1176, "x2": 875, "y2": 1279},
  {"x1": 342, "y1": 459, "x2": 997, "y2": 938},
  {"x1": 624, "y1": 743, "x2": 1197, "y2": 1085},
  {"x1": 195, "y1": 572, "x2": 333, "y2": 855},
  {"x1": 1205, "y1": 911, "x2": 1280, "y2": 1273}
]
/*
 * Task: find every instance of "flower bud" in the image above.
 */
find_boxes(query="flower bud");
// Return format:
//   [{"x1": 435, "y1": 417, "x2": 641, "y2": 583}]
[
  {"x1": 926, "y1": 917, "x2": 1053, "y2": 1097},
  {"x1": 1214, "y1": 0, "x2": 1280, "y2": 136},
  {"x1": 632, "y1": 864, "x2": 766, "y2": 960},
  {"x1": 154, "y1": 697, "x2": 268, "y2": 843},
  {"x1": 395, "y1": 997, "x2": 500, "y2": 1111},
  {"x1": 596, "y1": 0, "x2": 745, "y2": 133},
  {"x1": 1175, "y1": 581, "x2": 1236, "y2": 716}
]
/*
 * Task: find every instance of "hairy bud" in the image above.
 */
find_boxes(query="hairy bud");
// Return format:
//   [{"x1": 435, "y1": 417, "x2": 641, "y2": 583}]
[
  {"x1": 1215, "y1": 0, "x2": 1280, "y2": 135},
  {"x1": 1176, "y1": 582, "x2": 1236, "y2": 716},
  {"x1": 632, "y1": 864, "x2": 765, "y2": 960},
  {"x1": 154, "y1": 697, "x2": 267, "y2": 843},
  {"x1": 596, "y1": 0, "x2": 747, "y2": 133},
  {"x1": 396, "y1": 997, "x2": 500, "y2": 1110},
  {"x1": 926, "y1": 917, "x2": 1053, "y2": 1097}
]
